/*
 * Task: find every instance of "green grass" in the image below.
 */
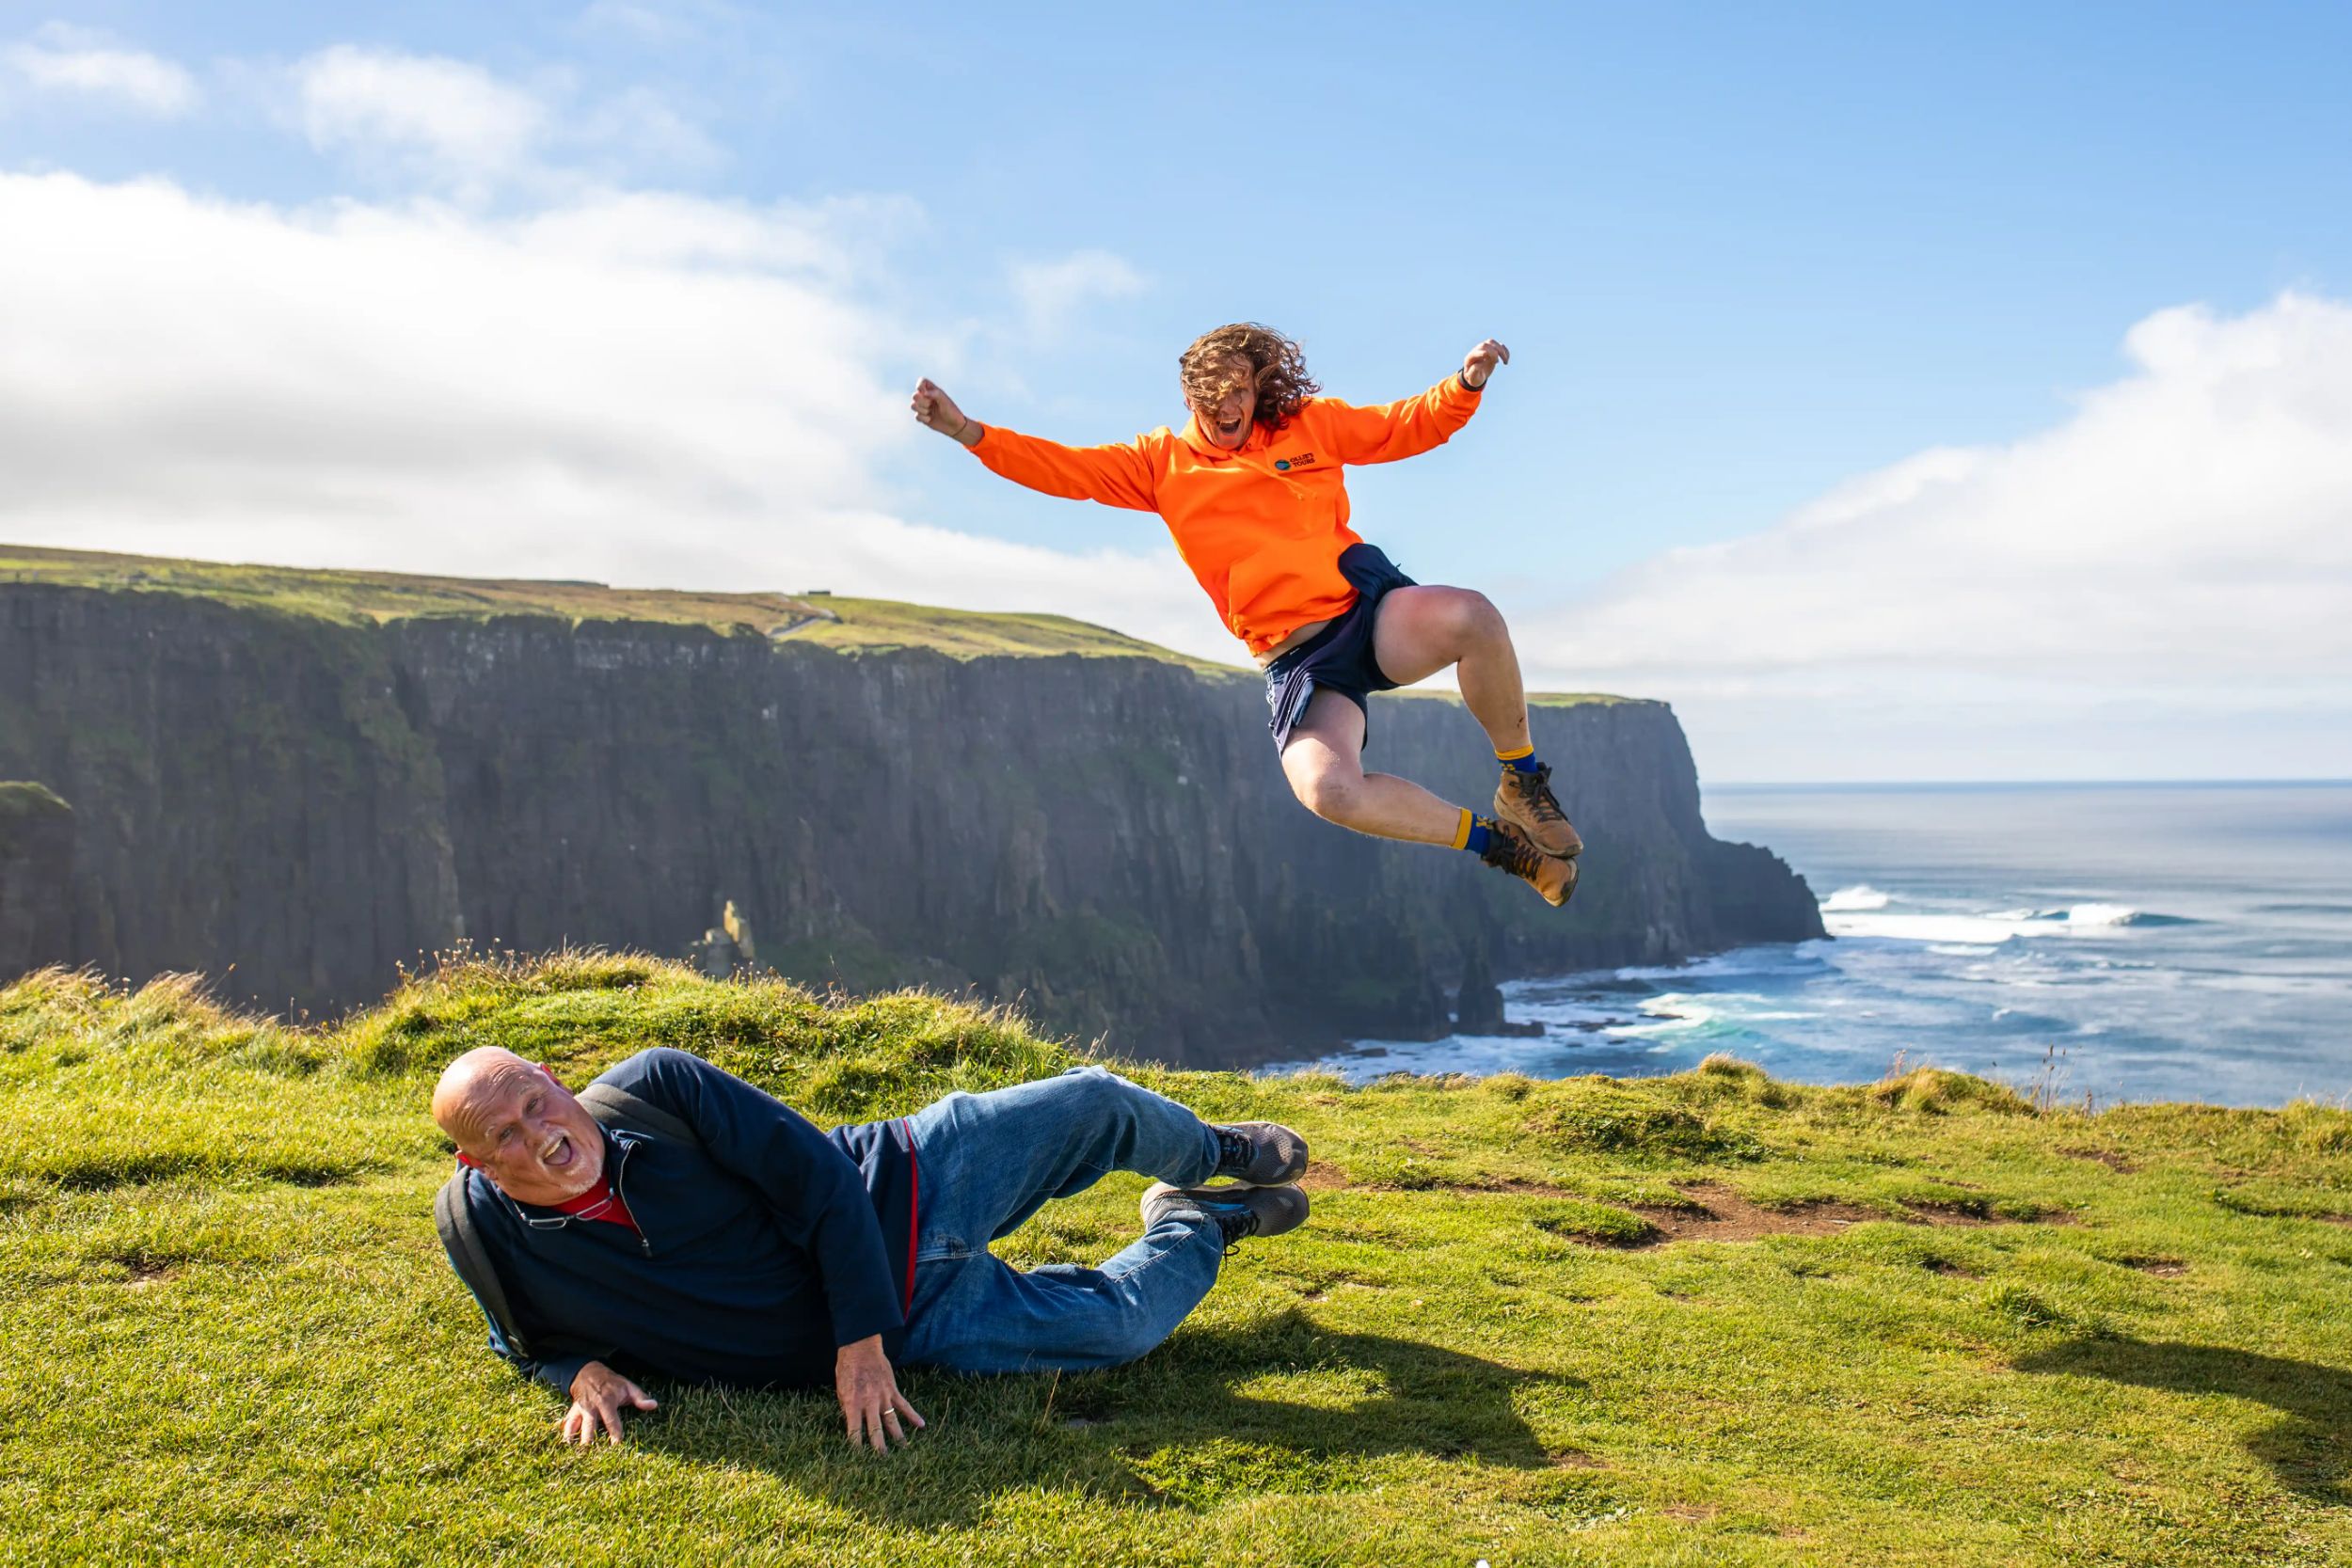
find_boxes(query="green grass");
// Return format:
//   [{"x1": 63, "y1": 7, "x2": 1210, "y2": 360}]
[
  {"x1": 780, "y1": 594, "x2": 1228, "y2": 668},
  {"x1": 6, "y1": 958, "x2": 2348, "y2": 1566},
  {"x1": 0, "y1": 544, "x2": 1204, "y2": 667}
]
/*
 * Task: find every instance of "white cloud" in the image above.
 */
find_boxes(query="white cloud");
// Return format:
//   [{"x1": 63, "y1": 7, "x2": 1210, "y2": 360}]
[
  {"x1": 5, "y1": 23, "x2": 199, "y2": 116},
  {"x1": 1518, "y1": 293, "x2": 2352, "y2": 778},
  {"x1": 573, "y1": 85, "x2": 723, "y2": 174},
  {"x1": 1010, "y1": 249, "x2": 1148, "y2": 338},
  {"x1": 0, "y1": 172, "x2": 1224, "y2": 660},
  {"x1": 288, "y1": 46, "x2": 547, "y2": 196},
  {"x1": 281, "y1": 46, "x2": 721, "y2": 199}
]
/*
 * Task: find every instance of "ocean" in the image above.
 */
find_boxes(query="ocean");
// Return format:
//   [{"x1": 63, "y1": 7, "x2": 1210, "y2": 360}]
[{"x1": 1273, "y1": 782, "x2": 2352, "y2": 1109}]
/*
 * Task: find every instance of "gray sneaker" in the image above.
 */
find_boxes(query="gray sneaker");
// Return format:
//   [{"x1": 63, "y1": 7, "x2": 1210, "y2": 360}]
[
  {"x1": 1142, "y1": 1181, "x2": 1311, "y2": 1250},
  {"x1": 1210, "y1": 1121, "x2": 1310, "y2": 1186}
]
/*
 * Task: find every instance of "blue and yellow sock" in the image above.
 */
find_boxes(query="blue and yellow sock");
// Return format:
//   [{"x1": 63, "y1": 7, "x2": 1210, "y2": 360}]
[
  {"x1": 1454, "y1": 809, "x2": 1495, "y2": 856},
  {"x1": 1496, "y1": 742, "x2": 1543, "y2": 775}
]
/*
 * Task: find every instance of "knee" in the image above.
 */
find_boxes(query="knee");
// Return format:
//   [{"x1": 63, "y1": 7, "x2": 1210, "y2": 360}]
[
  {"x1": 1446, "y1": 589, "x2": 1504, "y2": 647},
  {"x1": 1287, "y1": 764, "x2": 1361, "y2": 824},
  {"x1": 1056, "y1": 1065, "x2": 1133, "y2": 1117}
]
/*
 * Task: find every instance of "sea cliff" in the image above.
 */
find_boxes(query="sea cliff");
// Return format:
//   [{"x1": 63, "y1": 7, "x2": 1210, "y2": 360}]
[{"x1": 0, "y1": 546, "x2": 1821, "y2": 1063}]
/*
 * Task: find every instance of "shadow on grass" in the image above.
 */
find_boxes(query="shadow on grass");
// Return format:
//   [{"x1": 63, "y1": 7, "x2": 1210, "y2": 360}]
[
  {"x1": 633, "y1": 1308, "x2": 1572, "y2": 1527},
  {"x1": 2014, "y1": 1338, "x2": 2352, "y2": 1505}
]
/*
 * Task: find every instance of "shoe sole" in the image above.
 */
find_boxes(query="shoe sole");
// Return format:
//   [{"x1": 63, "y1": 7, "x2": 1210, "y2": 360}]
[{"x1": 1535, "y1": 856, "x2": 1579, "y2": 908}]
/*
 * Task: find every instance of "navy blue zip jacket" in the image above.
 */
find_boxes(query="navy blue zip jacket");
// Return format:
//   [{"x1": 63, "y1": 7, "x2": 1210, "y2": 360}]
[{"x1": 454, "y1": 1047, "x2": 916, "y2": 1396}]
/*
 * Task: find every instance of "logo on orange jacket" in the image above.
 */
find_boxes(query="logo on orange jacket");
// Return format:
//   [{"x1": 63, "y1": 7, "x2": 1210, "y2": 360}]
[{"x1": 1274, "y1": 452, "x2": 1316, "y2": 471}]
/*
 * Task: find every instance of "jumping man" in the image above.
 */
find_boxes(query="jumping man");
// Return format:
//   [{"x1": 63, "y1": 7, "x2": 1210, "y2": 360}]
[{"x1": 912, "y1": 325, "x2": 1580, "y2": 905}]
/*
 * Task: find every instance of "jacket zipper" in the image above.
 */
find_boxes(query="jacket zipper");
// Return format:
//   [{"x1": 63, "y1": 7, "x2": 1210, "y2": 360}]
[{"x1": 612, "y1": 1134, "x2": 654, "y2": 1257}]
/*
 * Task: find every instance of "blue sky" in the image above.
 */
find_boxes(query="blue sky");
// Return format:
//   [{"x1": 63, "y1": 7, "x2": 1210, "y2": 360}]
[{"x1": 5, "y1": 3, "x2": 2349, "y2": 778}]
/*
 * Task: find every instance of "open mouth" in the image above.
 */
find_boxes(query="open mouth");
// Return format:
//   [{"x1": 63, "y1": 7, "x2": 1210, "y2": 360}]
[{"x1": 542, "y1": 1134, "x2": 573, "y2": 1168}]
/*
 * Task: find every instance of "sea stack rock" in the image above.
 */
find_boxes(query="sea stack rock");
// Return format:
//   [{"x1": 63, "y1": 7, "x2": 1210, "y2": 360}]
[{"x1": 1454, "y1": 942, "x2": 1507, "y2": 1033}]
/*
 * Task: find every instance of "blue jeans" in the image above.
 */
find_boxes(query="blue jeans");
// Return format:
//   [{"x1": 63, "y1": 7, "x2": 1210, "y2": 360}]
[{"x1": 897, "y1": 1066, "x2": 1226, "y2": 1374}]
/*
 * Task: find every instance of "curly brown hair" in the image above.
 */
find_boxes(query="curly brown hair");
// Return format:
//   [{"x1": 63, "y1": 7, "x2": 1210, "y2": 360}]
[{"x1": 1179, "y1": 323, "x2": 1320, "y2": 433}]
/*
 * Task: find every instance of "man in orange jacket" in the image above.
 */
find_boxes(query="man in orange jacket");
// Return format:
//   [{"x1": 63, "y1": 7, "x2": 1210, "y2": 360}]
[{"x1": 910, "y1": 323, "x2": 1580, "y2": 906}]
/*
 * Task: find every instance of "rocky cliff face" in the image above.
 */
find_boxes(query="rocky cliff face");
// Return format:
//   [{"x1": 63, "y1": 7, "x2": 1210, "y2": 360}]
[
  {"x1": 0, "y1": 781, "x2": 74, "y2": 978},
  {"x1": 0, "y1": 581, "x2": 1820, "y2": 1064}
]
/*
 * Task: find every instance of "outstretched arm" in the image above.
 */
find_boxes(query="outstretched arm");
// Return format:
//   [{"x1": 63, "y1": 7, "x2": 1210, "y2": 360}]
[
  {"x1": 912, "y1": 377, "x2": 1156, "y2": 511},
  {"x1": 1311, "y1": 338, "x2": 1510, "y2": 466}
]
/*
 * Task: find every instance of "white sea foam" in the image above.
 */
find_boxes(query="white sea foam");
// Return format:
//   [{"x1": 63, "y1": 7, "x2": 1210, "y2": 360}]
[
  {"x1": 1834, "y1": 901, "x2": 2176, "y2": 943},
  {"x1": 1986, "y1": 902, "x2": 2170, "y2": 927},
  {"x1": 1595, "y1": 947, "x2": 1822, "y2": 988},
  {"x1": 1827, "y1": 912, "x2": 2023, "y2": 944},
  {"x1": 1616, "y1": 994, "x2": 1718, "y2": 1036},
  {"x1": 1821, "y1": 884, "x2": 1890, "y2": 911}
]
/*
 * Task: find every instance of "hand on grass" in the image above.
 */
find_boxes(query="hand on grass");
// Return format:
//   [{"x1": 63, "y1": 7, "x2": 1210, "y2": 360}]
[
  {"x1": 562, "y1": 1360, "x2": 658, "y2": 1445},
  {"x1": 912, "y1": 379, "x2": 982, "y2": 446},
  {"x1": 836, "y1": 1334, "x2": 926, "y2": 1453},
  {"x1": 1461, "y1": 339, "x2": 1510, "y2": 389}
]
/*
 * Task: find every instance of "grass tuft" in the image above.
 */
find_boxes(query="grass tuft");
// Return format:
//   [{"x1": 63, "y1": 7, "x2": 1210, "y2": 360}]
[
  {"x1": 1520, "y1": 1083, "x2": 1765, "y2": 1163},
  {"x1": 1863, "y1": 1065, "x2": 2036, "y2": 1117}
]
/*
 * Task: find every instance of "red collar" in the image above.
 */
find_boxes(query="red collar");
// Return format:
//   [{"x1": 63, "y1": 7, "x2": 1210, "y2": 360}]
[
  {"x1": 548, "y1": 1174, "x2": 639, "y2": 1233},
  {"x1": 454, "y1": 1153, "x2": 639, "y2": 1233}
]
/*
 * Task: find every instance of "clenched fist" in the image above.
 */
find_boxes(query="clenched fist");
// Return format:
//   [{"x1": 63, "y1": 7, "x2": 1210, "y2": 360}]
[
  {"x1": 912, "y1": 379, "x2": 982, "y2": 447},
  {"x1": 1461, "y1": 339, "x2": 1510, "y2": 389}
]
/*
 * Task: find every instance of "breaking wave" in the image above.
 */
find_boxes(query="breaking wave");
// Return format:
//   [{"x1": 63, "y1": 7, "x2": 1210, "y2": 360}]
[{"x1": 1833, "y1": 903, "x2": 2197, "y2": 943}]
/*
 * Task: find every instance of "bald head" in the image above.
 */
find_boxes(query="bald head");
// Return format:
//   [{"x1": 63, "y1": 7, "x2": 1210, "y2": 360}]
[
  {"x1": 433, "y1": 1048, "x2": 540, "y2": 1148},
  {"x1": 433, "y1": 1047, "x2": 605, "y2": 1205}
]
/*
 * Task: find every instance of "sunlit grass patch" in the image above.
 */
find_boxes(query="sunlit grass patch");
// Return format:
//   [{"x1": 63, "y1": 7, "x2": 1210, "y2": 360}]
[{"x1": 1, "y1": 958, "x2": 2347, "y2": 1564}]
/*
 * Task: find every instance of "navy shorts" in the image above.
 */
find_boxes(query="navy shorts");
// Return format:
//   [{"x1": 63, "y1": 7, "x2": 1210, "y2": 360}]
[{"x1": 1263, "y1": 543, "x2": 1418, "y2": 753}]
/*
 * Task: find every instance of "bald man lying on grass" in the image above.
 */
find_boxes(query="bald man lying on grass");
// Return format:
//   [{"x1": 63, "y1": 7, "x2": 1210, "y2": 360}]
[{"x1": 430, "y1": 1046, "x2": 1311, "y2": 1449}]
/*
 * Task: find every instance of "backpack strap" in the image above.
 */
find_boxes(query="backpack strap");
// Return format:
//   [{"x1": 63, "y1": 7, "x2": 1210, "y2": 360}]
[
  {"x1": 435, "y1": 1166, "x2": 533, "y2": 1359},
  {"x1": 578, "y1": 1081, "x2": 701, "y2": 1150}
]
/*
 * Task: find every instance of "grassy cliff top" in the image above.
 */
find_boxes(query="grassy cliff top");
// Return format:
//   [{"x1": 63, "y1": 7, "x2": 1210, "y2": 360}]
[
  {"x1": 3, "y1": 953, "x2": 2346, "y2": 1566},
  {"x1": 0, "y1": 543, "x2": 1629, "y2": 703},
  {"x1": 0, "y1": 544, "x2": 1216, "y2": 666}
]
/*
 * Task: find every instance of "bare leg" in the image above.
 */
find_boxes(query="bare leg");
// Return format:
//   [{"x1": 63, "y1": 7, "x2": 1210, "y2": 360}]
[
  {"x1": 1370, "y1": 586, "x2": 1530, "y2": 754},
  {"x1": 1279, "y1": 689, "x2": 1464, "y2": 846}
]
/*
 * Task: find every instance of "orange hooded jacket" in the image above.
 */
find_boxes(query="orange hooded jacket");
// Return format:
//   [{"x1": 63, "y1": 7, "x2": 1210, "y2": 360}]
[{"x1": 968, "y1": 374, "x2": 1484, "y2": 657}]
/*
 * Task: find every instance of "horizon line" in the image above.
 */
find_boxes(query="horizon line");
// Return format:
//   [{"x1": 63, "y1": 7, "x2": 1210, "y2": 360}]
[{"x1": 1705, "y1": 777, "x2": 2352, "y2": 789}]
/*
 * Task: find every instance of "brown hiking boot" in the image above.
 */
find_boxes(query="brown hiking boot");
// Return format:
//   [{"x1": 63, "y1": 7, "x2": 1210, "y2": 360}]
[
  {"x1": 1478, "y1": 816, "x2": 1579, "y2": 907},
  {"x1": 1493, "y1": 762, "x2": 1583, "y2": 859}
]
